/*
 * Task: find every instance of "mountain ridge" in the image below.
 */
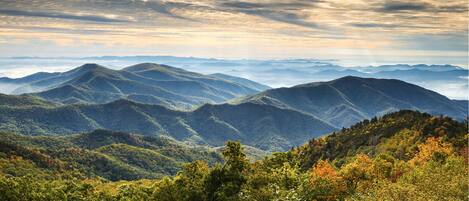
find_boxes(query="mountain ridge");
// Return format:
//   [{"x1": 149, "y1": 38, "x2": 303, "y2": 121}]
[
  {"x1": 0, "y1": 63, "x2": 269, "y2": 109},
  {"x1": 0, "y1": 94, "x2": 335, "y2": 151},
  {"x1": 238, "y1": 76, "x2": 467, "y2": 128},
  {"x1": 0, "y1": 75, "x2": 466, "y2": 151}
]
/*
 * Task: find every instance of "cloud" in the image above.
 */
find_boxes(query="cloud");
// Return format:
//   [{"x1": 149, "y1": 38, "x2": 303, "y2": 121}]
[
  {"x1": 377, "y1": 0, "x2": 468, "y2": 13},
  {"x1": 0, "y1": 0, "x2": 466, "y2": 63},
  {"x1": 220, "y1": 1, "x2": 313, "y2": 10},
  {"x1": 438, "y1": 5, "x2": 468, "y2": 13},
  {"x1": 244, "y1": 10, "x2": 320, "y2": 29},
  {"x1": 143, "y1": 1, "x2": 200, "y2": 20},
  {"x1": 0, "y1": 25, "x2": 115, "y2": 35},
  {"x1": 349, "y1": 23, "x2": 401, "y2": 28},
  {"x1": 0, "y1": 9, "x2": 131, "y2": 23},
  {"x1": 379, "y1": 1, "x2": 430, "y2": 12},
  {"x1": 348, "y1": 23, "x2": 434, "y2": 30},
  {"x1": 218, "y1": 1, "x2": 322, "y2": 29},
  {"x1": 396, "y1": 33, "x2": 468, "y2": 51}
]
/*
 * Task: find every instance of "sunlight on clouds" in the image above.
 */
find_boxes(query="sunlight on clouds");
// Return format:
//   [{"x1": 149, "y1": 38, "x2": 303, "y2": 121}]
[{"x1": 0, "y1": 0, "x2": 466, "y2": 65}]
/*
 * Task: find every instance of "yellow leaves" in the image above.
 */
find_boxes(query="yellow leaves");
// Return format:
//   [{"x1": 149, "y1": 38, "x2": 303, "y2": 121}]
[
  {"x1": 305, "y1": 136, "x2": 463, "y2": 200},
  {"x1": 340, "y1": 154, "x2": 372, "y2": 180},
  {"x1": 339, "y1": 154, "x2": 373, "y2": 192},
  {"x1": 376, "y1": 129, "x2": 419, "y2": 160},
  {"x1": 409, "y1": 137, "x2": 453, "y2": 166}
]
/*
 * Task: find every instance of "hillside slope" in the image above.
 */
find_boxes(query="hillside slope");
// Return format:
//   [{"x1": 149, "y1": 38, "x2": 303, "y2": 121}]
[
  {"x1": 1, "y1": 110, "x2": 466, "y2": 200},
  {"x1": 238, "y1": 76, "x2": 467, "y2": 128},
  {"x1": 0, "y1": 96, "x2": 335, "y2": 151},
  {"x1": 293, "y1": 110, "x2": 468, "y2": 169},
  {"x1": 0, "y1": 129, "x2": 222, "y2": 181},
  {"x1": 1, "y1": 63, "x2": 268, "y2": 109},
  {"x1": 209, "y1": 73, "x2": 271, "y2": 91}
]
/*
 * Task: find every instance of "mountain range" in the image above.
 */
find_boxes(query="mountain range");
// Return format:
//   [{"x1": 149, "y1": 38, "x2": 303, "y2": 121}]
[
  {"x1": 1, "y1": 108, "x2": 466, "y2": 200},
  {"x1": 0, "y1": 71, "x2": 467, "y2": 151},
  {"x1": 259, "y1": 66, "x2": 468, "y2": 83},
  {"x1": 2, "y1": 56, "x2": 466, "y2": 99},
  {"x1": 237, "y1": 76, "x2": 467, "y2": 128},
  {"x1": 0, "y1": 63, "x2": 269, "y2": 109},
  {"x1": 0, "y1": 95, "x2": 335, "y2": 152}
]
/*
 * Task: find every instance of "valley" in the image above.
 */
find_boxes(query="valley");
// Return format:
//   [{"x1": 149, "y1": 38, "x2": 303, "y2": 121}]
[{"x1": 0, "y1": 62, "x2": 467, "y2": 201}]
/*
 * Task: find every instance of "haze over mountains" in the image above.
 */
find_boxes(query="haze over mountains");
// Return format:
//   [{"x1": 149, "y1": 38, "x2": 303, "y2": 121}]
[
  {"x1": 0, "y1": 94, "x2": 335, "y2": 151},
  {"x1": 238, "y1": 76, "x2": 468, "y2": 128},
  {"x1": 0, "y1": 63, "x2": 269, "y2": 109},
  {"x1": 0, "y1": 63, "x2": 466, "y2": 152},
  {"x1": 1, "y1": 56, "x2": 466, "y2": 99}
]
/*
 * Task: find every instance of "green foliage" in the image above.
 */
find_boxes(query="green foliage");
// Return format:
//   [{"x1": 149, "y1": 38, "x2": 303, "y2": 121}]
[
  {"x1": 0, "y1": 130, "x2": 222, "y2": 181},
  {"x1": 0, "y1": 175, "x2": 98, "y2": 201},
  {"x1": 0, "y1": 93, "x2": 335, "y2": 152},
  {"x1": 204, "y1": 141, "x2": 249, "y2": 201},
  {"x1": 0, "y1": 111, "x2": 467, "y2": 200},
  {"x1": 295, "y1": 110, "x2": 467, "y2": 169}
]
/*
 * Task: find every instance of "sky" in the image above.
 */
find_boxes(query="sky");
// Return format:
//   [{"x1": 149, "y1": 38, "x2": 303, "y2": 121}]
[{"x1": 0, "y1": 0, "x2": 467, "y2": 67}]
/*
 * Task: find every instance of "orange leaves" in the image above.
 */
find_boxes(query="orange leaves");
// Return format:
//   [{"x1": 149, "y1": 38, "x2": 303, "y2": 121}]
[
  {"x1": 409, "y1": 137, "x2": 453, "y2": 166},
  {"x1": 311, "y1": 160, "x2": 337, "y2": 179},
  {"x1": 308, "y1": 160, "x2": 347, "y2": 200}
]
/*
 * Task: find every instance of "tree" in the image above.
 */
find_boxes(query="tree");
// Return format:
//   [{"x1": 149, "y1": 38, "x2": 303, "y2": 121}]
[
  {"x1": 340, "y1": 154, "x2": 373, "y2": 193},
  {"x1": 204, "y1": 141, "x2": 248, "y2": 201},
  {"x1": 308, "y1": 160, "x2": 346, "y2": 201},
  {"x1": 174, "y1": 161, "x2": 210, "y2": 201},
  {"x1": 409, "y1": 137, "x2": 453, "y2": 166}
]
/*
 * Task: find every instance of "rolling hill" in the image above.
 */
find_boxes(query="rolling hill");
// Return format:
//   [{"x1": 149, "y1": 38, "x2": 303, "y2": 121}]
[
  {"x1": 0, "y1": 96, "x2": 335, "y2": 152},
  {"x1": 1, "y1": 110, "x2": 466, "y2": 200},
  {"x1": 0, "y1": 76, "x2": 466, "y2": 151},
  {"x1": 0, "y1": 129, "x2": 222, "y2": 181},
  {"x1": 209, "y1": 73, "x2": 271, "y2": 91},
  {"x1": 293, "y1": 110, "x2": 468, "y2": 170},
  {"x1": 0, "y1": 63, "x2": 269, "y2": 109},
  {"x1": 237, "y1": 76, "x2": 468, "y2": 128}
]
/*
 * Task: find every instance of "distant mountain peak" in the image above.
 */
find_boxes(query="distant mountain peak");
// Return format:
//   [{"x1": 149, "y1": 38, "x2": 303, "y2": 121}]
[
  {"x1": 64, "y1": 63, "x2": 109, "y2": 77},
  {"x1": 294, "y1": 76, "x2": 401, "y2": 88},
  {"x1": 239, "y1": 76, "x2": 467, "y2": 128},
  {"x1": 329, "y1": 75, "x2": 364, "y2": 83},
  {"x1": 77, "y1": 63, "x2": 106, "y2": 71},
  {"x1": 123, "y1": 63, "x2": 185, "y2": 73},
  {"x1": 3, "y1": 62, "x2": 275, "y2": 107},
  {"x1": 291, "y1": 75, "x2": 363, "y2": 88}
]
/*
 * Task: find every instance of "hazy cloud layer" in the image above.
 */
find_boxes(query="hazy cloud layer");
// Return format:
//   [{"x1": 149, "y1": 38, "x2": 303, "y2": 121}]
[
  {"x1": 0, "y1": 9, "x2": 131, "y2": 23},
  {"x1": 0, "y1": 0, "x2": 466, "y2": 65}
]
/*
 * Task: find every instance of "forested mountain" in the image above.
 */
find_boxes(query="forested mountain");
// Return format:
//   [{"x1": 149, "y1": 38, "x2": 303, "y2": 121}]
[
  {"x1": 0, "y1": 93, "x2": 58, "y2": 108},
  {"x1": 1, "y1": 76, "x2": 466, "y2": 151},
  {"x1": 453, "y1": 99, "x2": 468, "y2": 109},
  {"x1": 0, "y1": 63, "x2": 268, "y2": 109},
  {"x1": 1, "y1": 110, "x2": 466, "y2": 200},
  {"x1": 0, "y1": 129, "x2": 222, "y2": 181},
  {"x1": 0, "y1": 95, "x2": 335, "y2": 151},
  {"x1": 209, "y1": 73, "x2": 271, "y2": 91},
  {"x1": 293, "y1": 110, "x2": 468, "y2": 169},
  {"x1": 238, "y1": 76, "x2": 468, "y2": 128}
]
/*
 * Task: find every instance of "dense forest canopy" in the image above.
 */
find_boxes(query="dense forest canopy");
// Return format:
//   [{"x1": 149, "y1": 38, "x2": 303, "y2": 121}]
[{"x1": 0, "y1": 110, "x2": 467, "y2": 200}]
